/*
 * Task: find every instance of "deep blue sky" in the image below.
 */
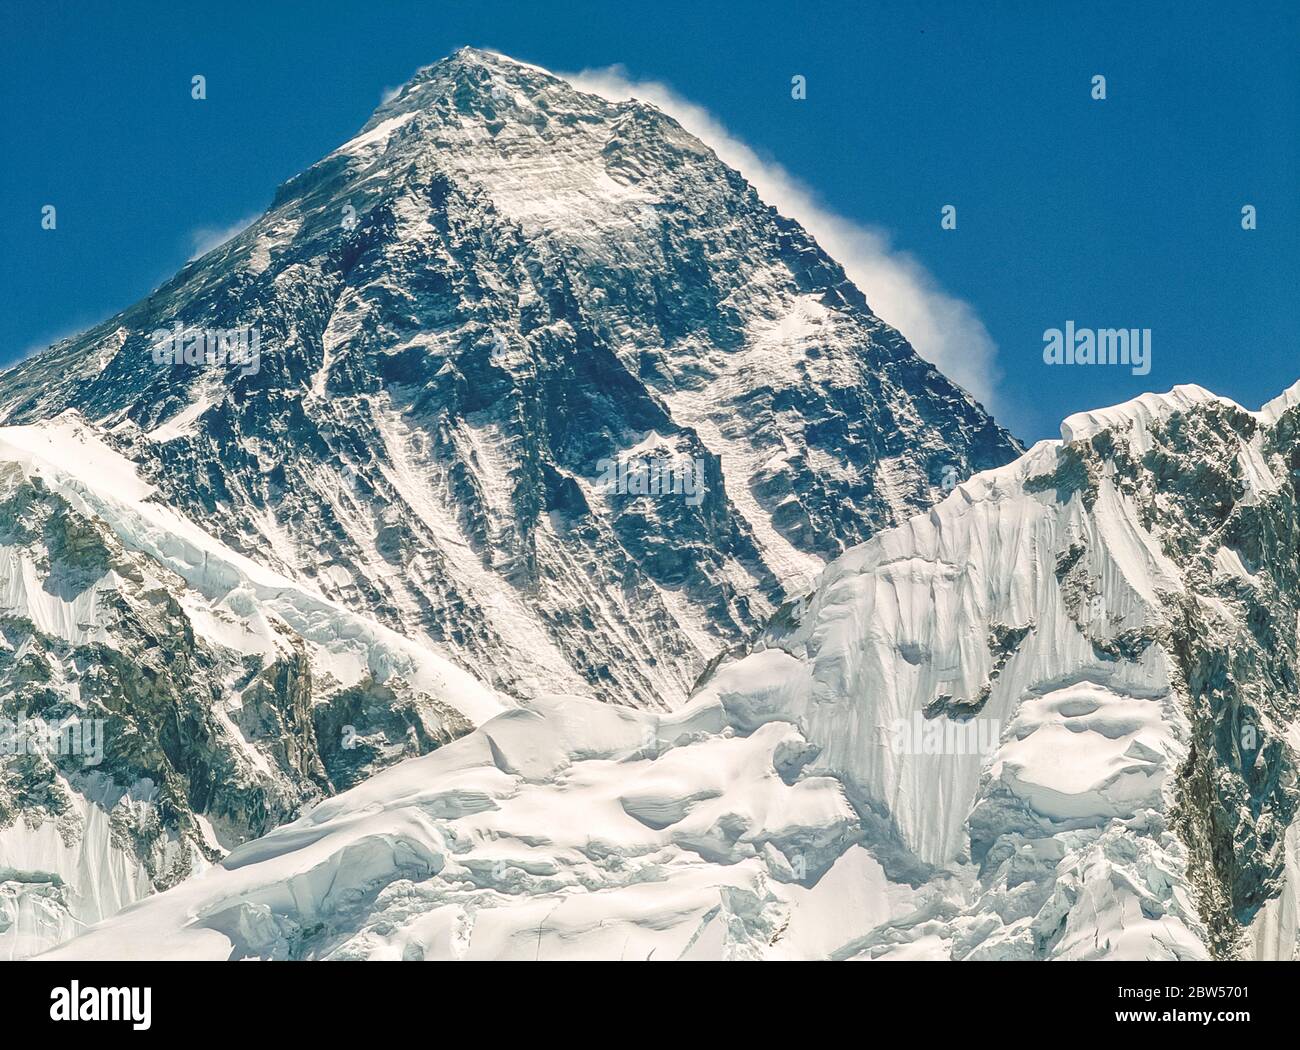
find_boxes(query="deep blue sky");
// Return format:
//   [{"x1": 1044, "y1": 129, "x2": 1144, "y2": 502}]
[{"x1": 2, "y1": 0, "x2": 1296, "y2": 440}]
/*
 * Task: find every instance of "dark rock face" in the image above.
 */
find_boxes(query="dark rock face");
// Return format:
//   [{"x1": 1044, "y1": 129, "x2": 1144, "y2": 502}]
[
  {"x1": 0, "y1": 459, "x2": 477, "y2": 954},
  {"x1": 0, "y1": 471, "x2": 303, "y2": 882},
  {"x1": 1135, "y1": 403, "x2": 1300, "y2": 956},
  {"x1": 1053, "y1": 397, "x2": 1300, "y2": 955}
]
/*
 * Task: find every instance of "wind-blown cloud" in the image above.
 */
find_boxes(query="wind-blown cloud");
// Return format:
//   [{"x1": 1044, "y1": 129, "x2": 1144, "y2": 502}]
[
  {"x1": 187, "y1": 213, "x2": 260, "y2": 261},
  {"x1": 567, "y1": 66, "x2": 1002, "y2": 411}
]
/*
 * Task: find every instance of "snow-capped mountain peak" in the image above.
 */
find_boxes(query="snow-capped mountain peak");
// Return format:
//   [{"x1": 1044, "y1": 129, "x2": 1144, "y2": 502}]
[
  {"x1": 2, "y1": 47, "x2": 1024, "y2": 958},
  {"x1": 0, "y1": 48, "x2": 1019, "y2": 711}
]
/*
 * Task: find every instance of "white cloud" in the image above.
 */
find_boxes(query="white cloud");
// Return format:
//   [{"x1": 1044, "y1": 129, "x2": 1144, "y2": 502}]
[
  {"x1": 566, "y1": 66, "x2": 1002, "y2": 411},
  {"x1": 379, "y1": 85, "x2": 401, "y2": 105},
  {"x1": 187, "y1": 213, "x2": 260, "y2": 261}
]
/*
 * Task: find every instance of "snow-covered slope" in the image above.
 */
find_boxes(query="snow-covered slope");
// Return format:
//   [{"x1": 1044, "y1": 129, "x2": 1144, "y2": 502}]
[
  {"x1": 0, "y1": 414, "x2": 501, "y2": 957},
  {"x1": 0, "y1": 48, "x2": 1018, "y2": 713},
  {"x1": 44, "y1": 382, "x2": 1300, "y2": 960},
  {"x1": 40, "y1": 693, "x2": 871, "y2": 960}
]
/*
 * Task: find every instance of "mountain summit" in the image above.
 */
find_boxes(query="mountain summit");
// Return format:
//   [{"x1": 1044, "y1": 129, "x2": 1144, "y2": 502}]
[
  {"x1": 0, "y1": 48, "x2": 1022, "y2": 956},
  {"x1": 0, "y1": 47, "x2": 1019, "y2": 708}
]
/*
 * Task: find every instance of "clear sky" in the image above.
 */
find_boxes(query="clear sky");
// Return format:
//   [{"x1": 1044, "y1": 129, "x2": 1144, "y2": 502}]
[{"x1": 2, "y1": 0, "x2": 1296, "y2": 440}]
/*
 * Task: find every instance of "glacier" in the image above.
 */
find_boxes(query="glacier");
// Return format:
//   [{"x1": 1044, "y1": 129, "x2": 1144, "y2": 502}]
[{"x1": 38, "y1": 380, "x2": 1300, "y2": 960}]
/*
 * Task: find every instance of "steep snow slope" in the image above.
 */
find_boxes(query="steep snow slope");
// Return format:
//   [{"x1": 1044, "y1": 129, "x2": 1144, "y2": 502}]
[
  {"x1": 42, "y1": 694, "x2": 877, "y2": 961},
  {"x1": 46, "y1": 382, "x2": 1300, "y2": 960},
  {"x1": 0, "y1": 414, "x2": 501, "y2": 957},
  {"x1": 0, "y1": 48, "x2": 1018, "y2": 711}
]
